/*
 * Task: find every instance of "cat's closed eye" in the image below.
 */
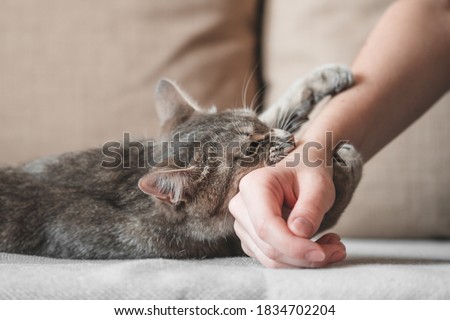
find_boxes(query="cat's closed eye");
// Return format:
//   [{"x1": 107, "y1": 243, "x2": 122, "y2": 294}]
[{"x1": 244, "y1": 141, "x2": 260, "y2": 156}]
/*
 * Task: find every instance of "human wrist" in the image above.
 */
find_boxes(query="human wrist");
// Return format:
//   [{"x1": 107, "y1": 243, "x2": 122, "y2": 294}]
[
  {"x1": 296, "y1": 128, "x2": 339, "y2": 168},
  {"x1": 296, "y1": 80, "x2": 370, "y2": 161},
  {"x1": 279, "y1": 140, "x2": 333, "y2": 180}
]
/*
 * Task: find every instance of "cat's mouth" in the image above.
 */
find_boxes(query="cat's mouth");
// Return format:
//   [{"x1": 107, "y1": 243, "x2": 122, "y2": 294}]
[
  {"x1": 284, "y1": 142, "x2": 296, "y2": 154},
  {"x1": 283, "y1": 134, "x2": 296, "y2": 153},
  {"x1": 267, "y1": 130, "x2": 296, "y2": 165}
]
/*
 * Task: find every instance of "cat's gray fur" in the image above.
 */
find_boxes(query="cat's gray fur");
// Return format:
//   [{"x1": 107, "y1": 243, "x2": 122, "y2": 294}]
[{"x1": 0, "y1": 65, "x2": 362, "y2": 259}]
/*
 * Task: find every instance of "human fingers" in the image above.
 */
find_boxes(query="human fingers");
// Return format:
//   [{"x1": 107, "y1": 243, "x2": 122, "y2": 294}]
[
  {"x1": 234, "y1": 170, "x2": 329, "y2": 263},
  {"x1": 287, "y1": 168, "x2": 336, "y2": 238},
  {"x1": 229, "y1": 188, "x2": 324, "y2": 265},
  {"x1": 316, "y1": 232, "x2": 342, "y2": 245},
  {"x1": 230, "y1": 185, "x2": 345, "y2": 267},
  {"x1": 316, "y1": 233, "x2": 347, "y2": 264},
  {"x1": 233, "y1": 219, "x2": 294, "y2": 268},
  {"x1": 236, "y1": 219, "x2": 345, "y2": 268}
]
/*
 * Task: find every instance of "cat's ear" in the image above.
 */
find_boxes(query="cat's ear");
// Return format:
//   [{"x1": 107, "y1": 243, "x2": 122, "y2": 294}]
[
  {"x1": 154, "y1": 79, "x2": 201, "y2": 130},
  {"x1": 138, "y1": 166, "x2": 201, "y2": 205}
]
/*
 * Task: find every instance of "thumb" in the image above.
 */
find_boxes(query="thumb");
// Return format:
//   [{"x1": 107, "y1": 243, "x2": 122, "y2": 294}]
[{"x1": 287, "y1": 170, "x2": 335, "y2": 238}]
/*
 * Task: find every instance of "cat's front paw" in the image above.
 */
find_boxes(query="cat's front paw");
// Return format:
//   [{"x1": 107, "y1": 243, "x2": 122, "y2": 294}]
[
  {"x1": 317, "y1": 143, "x2": 363, "y2": 233},
  {"x1": 267, "y1": 129, "x2": 296, "y2": 165},
  {"x1": 309, "y1": 64, "x2": 353, "y2": 100},
  {"x1": 334, "y1": 143, "x2": 360, "y2": 167},
  {"x1": 333, "y1": 143, "x2": 363, "y2": 183}
]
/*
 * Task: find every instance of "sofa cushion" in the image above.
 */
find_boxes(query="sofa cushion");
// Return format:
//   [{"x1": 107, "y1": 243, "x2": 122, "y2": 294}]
[
  {"x1": 1, "y1": 239, "x2": 449, "y2": 299},
  {"x1": 263, "y1": 0, "x2": 450, "y2": 238}
]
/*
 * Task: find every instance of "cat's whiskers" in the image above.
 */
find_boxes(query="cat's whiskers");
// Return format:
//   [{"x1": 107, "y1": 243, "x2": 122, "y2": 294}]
[
  {"x1": 248, "y1": 84, "x2": 266, "y2": 111},
  {"x1": 274, "y1": 107, "x2": 288, "y2": 130},
  {"x1": 279, "y1": 106, "x2": 299, "y2": 131},
  {"x1": 284, "y1": 116, "x2": 304, "y2": 133},
  {"x1": 278, "y1": 109, "x2": 286, "y2": 130},
  {"x1": 278, "y1": 106, "x2": 293, "y2": 130},
  {"x1": 241, "y1": 65, "x2": 259, "y2": 109}
]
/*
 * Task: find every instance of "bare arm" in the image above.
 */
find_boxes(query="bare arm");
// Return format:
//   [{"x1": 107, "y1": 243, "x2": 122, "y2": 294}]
[{"x1": 302, "y1": 0, "x2": 450, "y2": 161}]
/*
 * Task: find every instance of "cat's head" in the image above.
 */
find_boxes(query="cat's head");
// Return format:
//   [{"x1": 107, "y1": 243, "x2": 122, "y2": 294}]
[{"x1": 138, "y1": 80, "x2": 295, "y2": 238}]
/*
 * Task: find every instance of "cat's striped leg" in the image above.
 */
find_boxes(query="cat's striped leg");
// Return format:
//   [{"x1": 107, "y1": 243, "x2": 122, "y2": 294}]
[
  {"x1": 317, "y1": 143, "x2": 363, "y2": 233},
  {"x1": 259, "y1": 64, "x2": 353, "y2": 134}
]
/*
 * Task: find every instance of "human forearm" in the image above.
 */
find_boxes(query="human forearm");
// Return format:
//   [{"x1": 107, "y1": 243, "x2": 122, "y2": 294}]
[{"x1": 300, "y1": 0, "x2": 450, "y2": 161}]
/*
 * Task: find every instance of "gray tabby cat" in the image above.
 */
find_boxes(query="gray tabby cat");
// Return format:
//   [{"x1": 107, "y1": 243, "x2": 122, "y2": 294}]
[{"x1": 0, "y1": 65, "x2": 362, "y2": 259}]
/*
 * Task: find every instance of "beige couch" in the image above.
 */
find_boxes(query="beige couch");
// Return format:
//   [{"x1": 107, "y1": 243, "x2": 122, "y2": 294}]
[{"x1": 0, "y1": 0, "x2": 449, "y2": 299}]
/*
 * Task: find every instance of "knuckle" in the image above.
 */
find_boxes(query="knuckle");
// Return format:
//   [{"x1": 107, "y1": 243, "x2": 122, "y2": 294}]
[
  {"x1": 299, "y1": 207, "x2": 321, "y2": 224},
  {"x1": 228, "y1": 196, "x2": 238, "y2": 214},
  {"x1": 262, "y1": 246, "x2": 280, "y2": 261},
  {"x1": 233, "y1": 220, "x2": 240, "y2": 233},
  {"x1": 239, "y1": 168, "x2": 271, "y2": 191},
  {"x1": 238, "y1": 174, "x2": 251, "y2": 188},
  {"x1": 313, "y1": 170, "x2": 335, "y2": 190},
  {"x1": 238, "y1": 173, "x2": 256, "y2": 191},
  {"x1": 255, "y1": 219, "x2": 270, "y2": 241},
  {"x1": 315, "y1": 173, "x2": 336, "y2": 202},
  {"x1": 285, "y1": 243, "x2": 310, "y2": 260},
  {"x1": 241, "y1": 245, "x2": 253, "y2": 257}
]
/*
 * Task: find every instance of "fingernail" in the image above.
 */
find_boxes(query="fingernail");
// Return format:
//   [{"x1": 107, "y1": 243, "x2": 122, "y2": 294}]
[
  {"x1": 305, "y1": 250, "x2": 326, "y2": 262},
  {"x1": 322, "y1": 233, "x2": 341, "y2": 244},
  {"x1": 329, "y1": 250, "x2": 346, "y2": 263},
  {"x1": 330, "y1": 234, "x2": 341, "y2": 242},
  {"x1": 292, "y1": 217, "x2": 314, "y2": 237}
]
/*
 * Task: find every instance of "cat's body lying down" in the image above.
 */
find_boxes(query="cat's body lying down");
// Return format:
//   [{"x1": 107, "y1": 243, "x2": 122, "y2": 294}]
[{"x1": 0, "y1": 65, "x2": 362, "y2": 259}]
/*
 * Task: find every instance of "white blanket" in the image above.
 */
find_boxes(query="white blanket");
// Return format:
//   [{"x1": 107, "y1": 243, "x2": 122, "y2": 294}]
[{"x1": 1, "y1": 239, "x2": 449, "y2": 299}]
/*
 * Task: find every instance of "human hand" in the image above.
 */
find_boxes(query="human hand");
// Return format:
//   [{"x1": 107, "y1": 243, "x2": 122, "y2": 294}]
[{"x1": 228, "y1": 147, "x2": 347, "y2": 268}]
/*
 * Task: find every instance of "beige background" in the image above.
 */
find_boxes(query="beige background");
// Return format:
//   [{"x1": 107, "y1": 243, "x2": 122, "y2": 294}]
[{"x1": 0, "y1": 0, "x2": 259, "y2": 164}]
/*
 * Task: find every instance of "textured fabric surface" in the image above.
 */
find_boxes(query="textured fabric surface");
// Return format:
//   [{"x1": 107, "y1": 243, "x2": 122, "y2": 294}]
[
  {"x1": 0, "y1": 0, "x2": 259, "y2": 165},
  {"x1": 1, "y1": 239, "x2": 449, "y2": 299},
  {"x1": 264, "y1": 0, "x2": 450, "y2": 238}
]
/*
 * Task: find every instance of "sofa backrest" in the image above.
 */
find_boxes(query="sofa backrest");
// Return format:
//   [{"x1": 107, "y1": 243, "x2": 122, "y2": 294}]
[{"x1": 0, "y1": 0, "x2": 259, "y2": 163}]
